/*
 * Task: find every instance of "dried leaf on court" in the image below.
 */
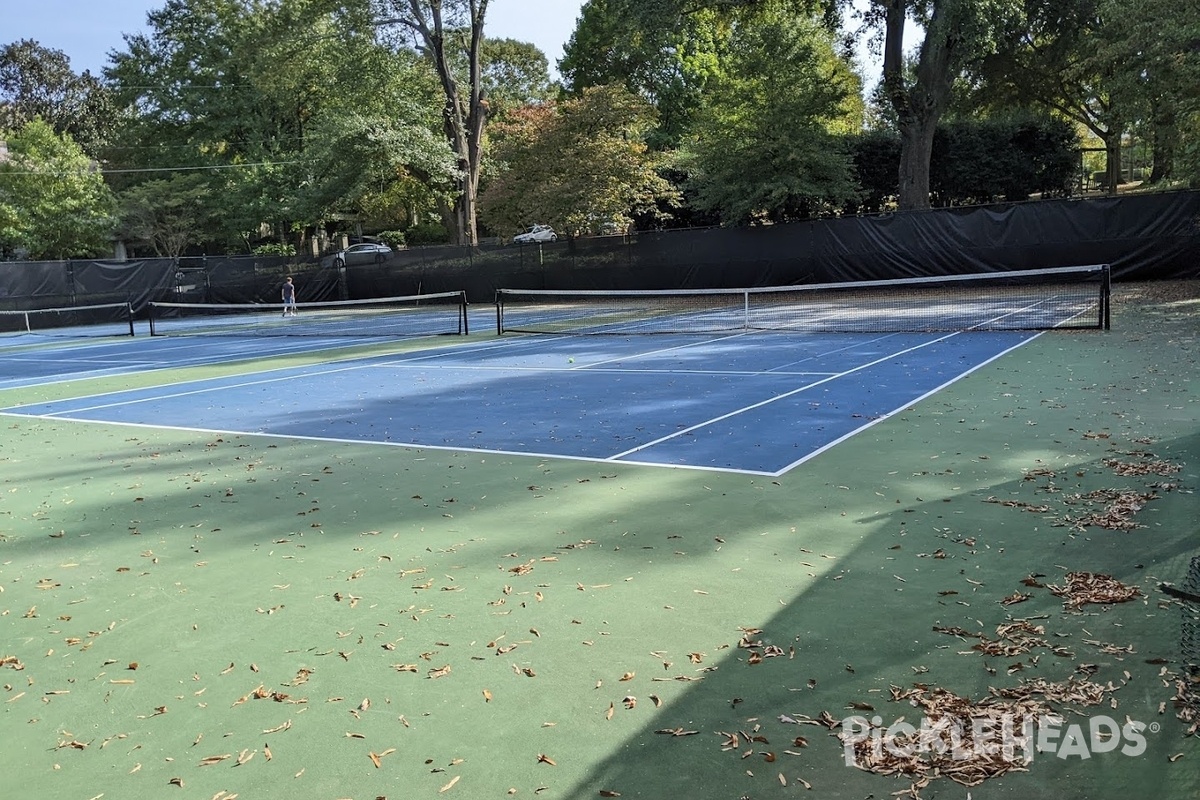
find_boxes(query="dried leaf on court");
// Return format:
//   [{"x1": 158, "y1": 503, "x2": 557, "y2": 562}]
[
  {"x1": 439, "y1": 775, "x2": 461, "y2": 792},
  {"x1": 537, "y1": 754, "x2": 556, "y2": 766},
  {"x1": 198, "y1": 754, "x2": 231, "y2": 766}
]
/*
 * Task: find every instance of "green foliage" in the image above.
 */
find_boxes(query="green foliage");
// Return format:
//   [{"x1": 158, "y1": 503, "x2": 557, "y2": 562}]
[
  {"x1": 104, "y1": 0, "x2": 453, "y2": 252},
  {"x1": 0, "y1": 39, "x2": 120, "y2": 154},
  {"x1": 846, "y1": 130, "x2": 901, "y2": 212},
  {"x1": 0, "y1": 119, "x2": 115, "y2": 259},
  {"x1": 376, "y1": 0, "x2": 494, "y2": 245},
  {"x1": 377, "y1": 229, "x2": 407, "y2": 248},
  {"x1": 480, "y1": 38, "x2": 555, "y2": 115},
  {"x1": 404, "y1": 222, "x2": 451, "y2": 246},
  {"x1": 931, "y1": 115, "x2": 1078, "y2": 204},
  {"x1": 116, "y1": 173, "x2": 213, "y2": 258},
  {"x1": 845, "y1": 114, "x2": 1079, "y2": 210},
  {"x1": 251, "y1": 242, "x2": 296, "y2": 257},
  {"x1": 479, "y1": 85, "x2": 679, "y2": 237},
  {"x1": 561, "y1": 0, "x2": 730, "y2": 149},
  {"x1": 680, "y1": 9, "x2": 862, "y2": 224}
]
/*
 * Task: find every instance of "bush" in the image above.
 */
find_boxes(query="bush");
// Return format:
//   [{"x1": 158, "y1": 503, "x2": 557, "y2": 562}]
[
  {"x1": 252, "y1": 242, "x2": 296, "y2": 257},
  {"x1": 377, "y1": 230, "x2": 407, "y2": 249},
  {"x1": 405, "y1": 222, "x2": 451, "y2": 246},
  {"x1": 845, "y1": 115, "x2": 1079, "y2": 212},
  {"x1": 846, "y1": 131, "x2": 901, "y2": 213},
  {"x1": 930, "y1": 115, "x2": 1078, "y2": 205}
]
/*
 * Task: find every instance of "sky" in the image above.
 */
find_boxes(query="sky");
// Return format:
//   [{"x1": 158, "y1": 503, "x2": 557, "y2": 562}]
[{"x1": 2, "y1": 0, "x2": 588, "y2": 78}]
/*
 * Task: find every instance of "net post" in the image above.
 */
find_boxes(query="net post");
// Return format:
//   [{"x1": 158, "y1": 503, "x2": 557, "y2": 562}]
[
  {"x1": 495, "y1": 290, "x2": 504, "y2": 335},
  {"x1": 125, "y1": 302, "x2": 136, "y2": 336},
  {"x1": 743, "y1": 290, "x2": 750, "y2": 329},
  {"x1": 148, "y1": 303, "x2": 160, "y2": 336},
  {"x1": 460, "y1": 291, "x2": 469, "y2": 336},
  {"x1": 1101, "y1": 264, "x2": 1111, "y2": 330}
]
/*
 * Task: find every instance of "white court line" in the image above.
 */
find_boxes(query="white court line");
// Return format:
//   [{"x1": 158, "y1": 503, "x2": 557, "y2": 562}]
[
  {"x1": 4, "y1": 310, "x2": 1055, "y2": 475},
  {"x1": 762, "y1": 330, "x2": 908, "y2": 373},
  {"x1": 0, "y1": 413, "x2": 786, "y2": 477},
  {"x1": 0, "y1": 334, "x2": 530, "y2": 410},
  {"x1": 607, "y1": 332, "x2": 964, "y2": 461},
  {"x1": 377, "y1": 362, "x2": 839, "y2": 378},
  {"x1": 767, "y1": 332, "x2": 1043, "y2": 476},
  {"x1": 610, "y1": 294, "x2": 1065, "y2": 463}
]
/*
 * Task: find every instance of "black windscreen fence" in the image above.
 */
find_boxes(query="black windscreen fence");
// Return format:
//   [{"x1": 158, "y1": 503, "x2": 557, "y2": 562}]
[
  {"x1": 1, "y1": 191, "x2": 1197, "y2": 318},
  {"x1": 349, "y1": 191, "x2": 1197, "y2": 303}
]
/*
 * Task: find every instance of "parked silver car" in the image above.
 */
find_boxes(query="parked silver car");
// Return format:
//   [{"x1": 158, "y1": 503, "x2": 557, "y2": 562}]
[
  {"x1": 512, "y1": 224, "x2": 557, "y2": 244},
  {"x1": 332, "y1": 242, "x2": 392, "y2": 267}
]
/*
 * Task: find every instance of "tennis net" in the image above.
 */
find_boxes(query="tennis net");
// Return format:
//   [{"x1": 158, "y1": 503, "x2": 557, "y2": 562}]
[
  {"x1": 496, "y1": 265, "x2": 1111, "y2": 335},
  {"x1": 0, "y1": 302, "x2": 135, "y2": 338},
  {"x1": 149, "y1": 292, "x2": 469, "y2": 337}
]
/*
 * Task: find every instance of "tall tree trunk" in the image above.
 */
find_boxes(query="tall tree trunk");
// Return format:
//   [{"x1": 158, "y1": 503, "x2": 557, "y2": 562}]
[
  {"x1": 1103, "y1": 132, "x2": 1122, "y2": 193},
  {"x1": 883, "y1": 0, "x2": 959, "y2": 211},
  {"x1": 897, "y1": 115, "x2": 939, "y2": 209},
  {"x1": 386, "y1": 0, "x2": 489, "y2": 246},
  {"x1": 1149, "y1": 103, "x2": 1176, "y2": 183}
]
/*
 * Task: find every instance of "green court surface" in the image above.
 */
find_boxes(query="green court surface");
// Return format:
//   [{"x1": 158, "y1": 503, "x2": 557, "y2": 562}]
[{"x1": 1, "y1": 283, "x2": 1197, "y2": 800}]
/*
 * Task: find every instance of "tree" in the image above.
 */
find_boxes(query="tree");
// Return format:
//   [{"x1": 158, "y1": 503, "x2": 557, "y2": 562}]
[
  {"x1": 568, "y1": 0, "x2": 1011, "y2": 213},
  {"x1": 106, "y1": 0, "x2": 454, "y2": 251},
  {"x1": 679, "y1": 8, "x2": 862, "y2": 224},
  {"x1": 968, "y1": 0, "x2": 1129, "y2": 192},
  {"x1": 560, "y1": 0, "x2": 729, "y2": 149},
  {"x1": 375, "y1": 0, "x2": 493, "y2": 246},
  {"x1": 116, "y1": 174, "x2": 213, "y2": 258},
  {"x1": 870, "y1": 0, "x2": 1026, "y2": 209},
  {"x1": 479, "y1": 38, "x2": 554, "y2": 115},
  {"x1": 0, "y1": 40, "x2": 119, "y2": 155},
  {"x1": 0, "y1": 119, "x2": 115, "y2": 259},
  {"x1": 1091, "y1": 0, "x2": 1200, "y2": 184},
  {"x1": 479, "y1": 85, "x2": 678, "y2": 236}
]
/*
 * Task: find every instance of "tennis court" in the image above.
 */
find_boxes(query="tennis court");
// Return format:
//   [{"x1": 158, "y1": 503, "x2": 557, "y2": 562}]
[
  {"x1": 0, "y1": 276, "x2": 1195, "y2": 800},
  {"x1": 0, "y1": 268, "x2": 1109, "y2": 473},
  {"x1": 4, "y1": 327, "x2": 1042, "y2": 474}
]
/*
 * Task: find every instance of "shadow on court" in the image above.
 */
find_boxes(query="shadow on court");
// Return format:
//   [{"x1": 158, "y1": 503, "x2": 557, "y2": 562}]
[{"x1": 0, "y1": 288, "x2": 1196, "y2": 800}]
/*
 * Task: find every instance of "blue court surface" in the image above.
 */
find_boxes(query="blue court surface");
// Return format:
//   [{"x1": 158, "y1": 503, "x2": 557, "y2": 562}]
[{"x1": 0, "y1": 328, "x2": 1038, "y2": 475}]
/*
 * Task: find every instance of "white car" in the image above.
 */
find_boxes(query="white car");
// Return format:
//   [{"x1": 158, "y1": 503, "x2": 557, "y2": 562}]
[
  {"x1": 332, "y1": 242, "x2": 392, "y2": 267},
  {"x1": 513, "y1": 224, "x2": 557, "y2": 244}
]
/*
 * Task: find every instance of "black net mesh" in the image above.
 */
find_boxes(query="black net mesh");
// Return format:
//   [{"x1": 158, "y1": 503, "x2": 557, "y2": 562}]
[
  {"x1": 0, "y1": 302, "x2": 135, "y2": 338},
  {"x1": 496, "y1": 265, "x2": 1110, "y2": 335},
  {"x1": 148, "y1": 292, "x2": 468, "y2": 337}
]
